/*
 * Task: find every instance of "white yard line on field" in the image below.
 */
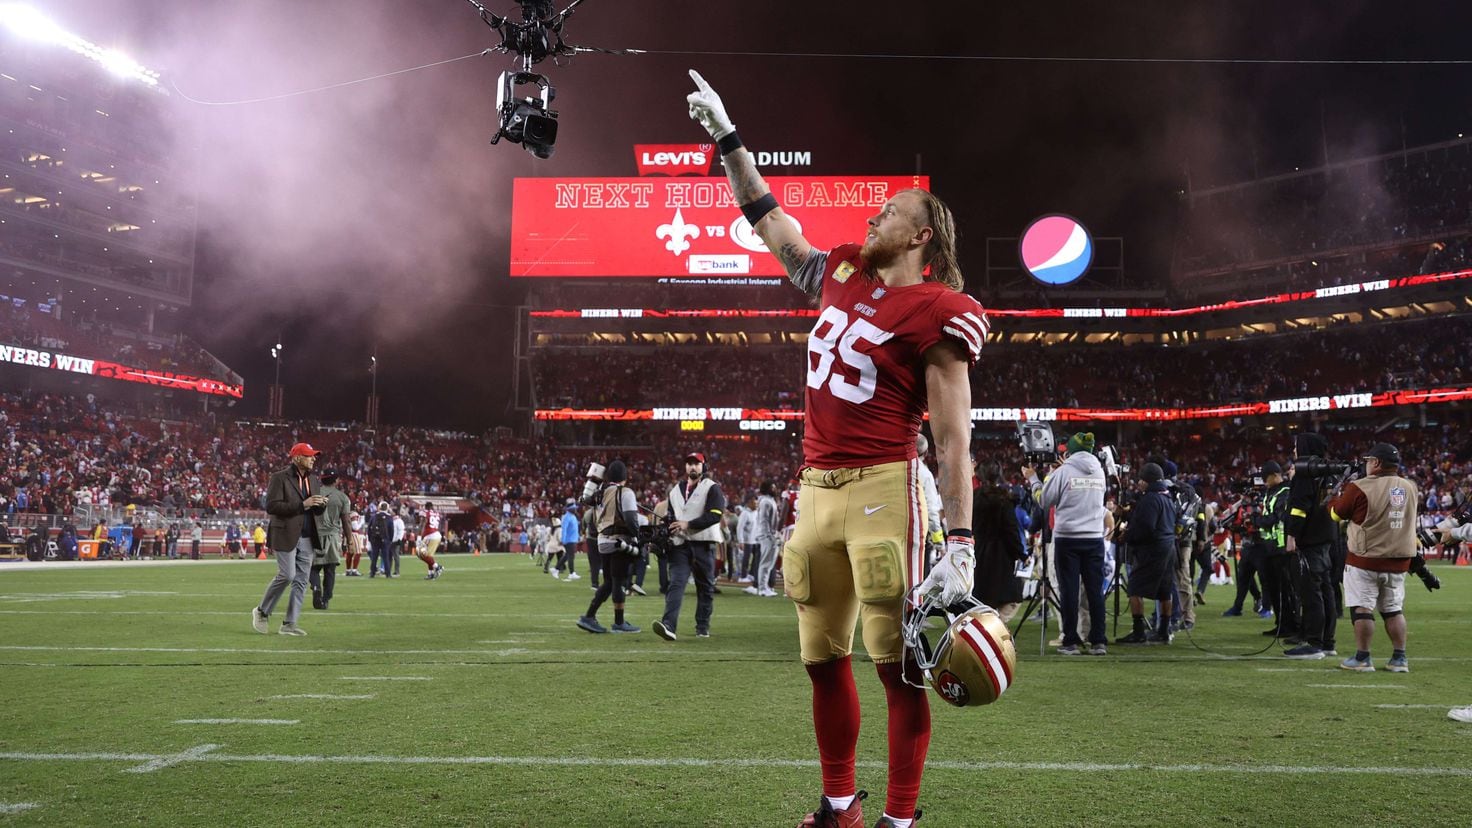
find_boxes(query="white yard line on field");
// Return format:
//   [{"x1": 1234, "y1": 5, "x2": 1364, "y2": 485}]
[
  {"x1": 1306, "y1": 683, "x2": 1407, "y2": 689},
  {"x1": 0, "y1": 644, "x2": 779, "y2": 658},
  {"x1": 3, "y1": 745, "x2": 1472, "y2": 778},
  {"x1": 269, "y1": 694, "x2": 376, "y2": 700},
  {"x1": 0, "y1": 803, "x2": 41, "y2": 814},
  {"x1": 173, "y1": 719, "x2": 298, "y2": 725},
  {"x1": 338, "y1": 676, "x2": 432, "y2": 681},
  {"x1": 1375, "y1": 704, "x2": 1458, "y2": 709},
  {"x1": 122, "y1": 743, "x2": 221, "y2": 773}
]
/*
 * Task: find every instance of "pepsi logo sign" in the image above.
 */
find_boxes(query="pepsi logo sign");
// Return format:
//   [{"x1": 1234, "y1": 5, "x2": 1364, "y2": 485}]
[{"x1": 1019, "y1": 214, "x2": 1094, "y2": 286}]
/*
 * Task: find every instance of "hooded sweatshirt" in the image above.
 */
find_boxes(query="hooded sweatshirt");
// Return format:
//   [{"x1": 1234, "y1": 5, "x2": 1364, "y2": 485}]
[{"x1": 1033, "y1": 450, "x2": 1107, "y2": 538}]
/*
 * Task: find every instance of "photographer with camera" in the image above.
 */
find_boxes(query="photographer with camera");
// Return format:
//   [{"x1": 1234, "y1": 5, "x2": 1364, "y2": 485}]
[
  {"x1": 653, "y1": 452, "x2": 727, "y2": 641},
  {"x1": 1116, "y1": 463, "x2": 1179, "y2": 644},
  {"x1": 575, "y1": 460, "x2": 642, "y2": 634},
  {"x1": 1282, "y1": 433, "x2": 1341, "y2": 659},
  {"x1": 1218, "y1": 481, "x2": 1270, "y2": 619},
  {"x1": 1257, "y1": 462, "x2": 1300, "y2": 640},
  {"x1": 1328, "y1": 443, "x2": 1419, "y2": 673},
  {"x1": 1023, "y1": 431, "x2": 1109, "y2": 656}
]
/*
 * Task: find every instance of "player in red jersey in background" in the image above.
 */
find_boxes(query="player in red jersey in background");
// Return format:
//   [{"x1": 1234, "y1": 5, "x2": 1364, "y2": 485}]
[
  {"x1": 689, "y1": 71, "x2": 987, "y2": 828},
  {"x1": 416, "y1": 504, "x2": 445, "y2": 580}
]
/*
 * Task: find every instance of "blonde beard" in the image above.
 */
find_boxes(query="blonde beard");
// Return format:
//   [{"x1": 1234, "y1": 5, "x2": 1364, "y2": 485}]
[{"x1": 859, "y1": 239, "x2": 898, "y2": 270}]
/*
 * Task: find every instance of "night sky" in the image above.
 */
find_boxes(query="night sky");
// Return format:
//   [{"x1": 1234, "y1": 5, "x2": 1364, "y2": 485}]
[{"x1": 31, "y1": 0, "x2": 1472, "y2": 429}]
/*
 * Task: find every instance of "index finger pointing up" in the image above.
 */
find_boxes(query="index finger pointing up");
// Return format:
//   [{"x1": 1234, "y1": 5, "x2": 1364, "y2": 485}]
[{"x1": 688, "y1": 69, "x2": 712, "y2": 93}]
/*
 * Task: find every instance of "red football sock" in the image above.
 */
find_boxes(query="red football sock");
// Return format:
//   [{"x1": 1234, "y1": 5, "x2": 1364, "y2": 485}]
[
  {"x1": 805, "y1": 655, "x2": 861, "y2": 798},
  {"x1": 422, "y1": 554, "x2": 436, "y2": 569},
  {"x1": 876, "y1": 660, "x2": 930, "y2": 820}
]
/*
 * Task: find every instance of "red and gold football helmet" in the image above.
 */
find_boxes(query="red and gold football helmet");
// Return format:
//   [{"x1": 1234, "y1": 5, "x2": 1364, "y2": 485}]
[{"x1": 901, "y1": 595, "x2": 1017, "y2": 707}]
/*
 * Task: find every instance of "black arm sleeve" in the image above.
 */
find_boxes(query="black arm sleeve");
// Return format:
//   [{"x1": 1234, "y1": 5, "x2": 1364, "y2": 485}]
[{"x1": 686, "y1": 484, "x2": 726, "y2": 534}]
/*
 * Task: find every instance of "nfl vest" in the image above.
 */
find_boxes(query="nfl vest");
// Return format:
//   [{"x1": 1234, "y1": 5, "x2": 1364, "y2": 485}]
[
  {"x1": 669, "y1": 478, "x2": 723, "y2": 544},
  {"x1": 1346, "y1": 474, "x2": 1418, "y2": 560},
  {"x1": 597, "y1": 485, "x2": 633, "y2": 536}
]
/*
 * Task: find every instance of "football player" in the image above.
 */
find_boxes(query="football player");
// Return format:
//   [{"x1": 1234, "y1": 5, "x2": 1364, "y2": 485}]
[
  {"x1": 689, "y1": 71, "x2": 986, "y2": 828},
  {"x1": 416, "y1": 503, "x2": 445, "y2": 580}
]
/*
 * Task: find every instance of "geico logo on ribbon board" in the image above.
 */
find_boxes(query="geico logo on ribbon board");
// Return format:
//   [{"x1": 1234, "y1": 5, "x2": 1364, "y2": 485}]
[
  {"x1": 510, "y1": 175, "x2": 929, "y2": 277},
  {"x1": 634, "y1": 144, "x2": 715, "y2": 176}
]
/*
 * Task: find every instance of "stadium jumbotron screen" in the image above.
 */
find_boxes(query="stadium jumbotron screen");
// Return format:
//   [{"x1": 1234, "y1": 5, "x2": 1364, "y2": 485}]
[{"x1": 509, "y1": 175, "x2": 928, "y2": 277}]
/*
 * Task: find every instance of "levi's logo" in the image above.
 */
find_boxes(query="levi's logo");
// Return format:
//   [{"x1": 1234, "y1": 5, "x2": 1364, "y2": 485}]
[{"x1": 635, "y1": 144, "x2": 714, "y2": 176}]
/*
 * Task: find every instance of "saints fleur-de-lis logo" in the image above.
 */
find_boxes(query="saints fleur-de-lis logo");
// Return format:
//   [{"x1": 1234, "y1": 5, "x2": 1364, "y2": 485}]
[{"x1": 657, "y1": 208, "x2": 700, "y2": 256}]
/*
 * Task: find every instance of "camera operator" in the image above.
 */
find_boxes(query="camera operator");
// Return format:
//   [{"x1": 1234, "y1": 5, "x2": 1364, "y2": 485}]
[
  {"x1": 1116, "y1": 463, "x2": 1179, "y2": 644},
  {"x1": 576, "y1": 460, "x2": 642, "y2": 634},
  {"x1": 1219, "y1": 484, "x2": 1268, "y2": 619},
  {"x1": 654, "y1": 451, "x2": 726, "y2": 641},
  {"x1": 1257, "y1": 462, "x2": 1300, "y2": 640},
  {"x1": 1282, "y1": 433, "x2": 1340, "y2": 659},
  {"x1": 1023, "y1": 431, "x2": 1109, "y2": 655},
  {"x1": 1161, "y1": 460, "x2": 1206, "y2": 632},
  {"x1": 973, "y1": 461, "x2": 1026, "y2": 623},
  {"x1": 1328, "y1": 443, "x2": 1419, "y2": 673}
]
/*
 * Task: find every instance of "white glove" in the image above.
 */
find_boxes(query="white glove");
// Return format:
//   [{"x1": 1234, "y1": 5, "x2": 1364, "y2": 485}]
[
  {"x1": 686, "y1": 69, "x2": 735, "y2": 140},
  {"x1": 917, "y1": 536, "x2": 975, "y2": 606}
]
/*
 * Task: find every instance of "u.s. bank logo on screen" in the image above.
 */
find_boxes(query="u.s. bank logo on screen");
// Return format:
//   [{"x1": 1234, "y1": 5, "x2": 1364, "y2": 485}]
[{"x1": 1019, "y1": 214, "x2": 1093, "y2": 286}]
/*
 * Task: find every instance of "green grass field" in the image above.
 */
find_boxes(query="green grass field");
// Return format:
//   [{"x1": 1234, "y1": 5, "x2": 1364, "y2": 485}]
[{"x1": 1, "y1": 554, "x2": 1470, "y2": 827}]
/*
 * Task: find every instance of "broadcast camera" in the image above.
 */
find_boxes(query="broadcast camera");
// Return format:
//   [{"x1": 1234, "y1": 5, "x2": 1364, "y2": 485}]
[
  {"x1": 466, "y1": 0, "x2": 587, "y2": 158},
  {"x1": 493, "y1": 70, "x2": 558, "y2": 158},
  {"x1": 1290, "y1": 456, "x2": 1355, "y2": 482},
  {"x1": 636, "y1": 518, "x2": 675, "y2": 560},
  {"x1": 579, "y1": 462, "x2": 605, "y2": 506},
  {"x1": 1096, "y1": 443, "x2": 1135, "y2": 511},
  {"x1": 1017, "y1": 421, "x2": 1058, "y2": 467}
]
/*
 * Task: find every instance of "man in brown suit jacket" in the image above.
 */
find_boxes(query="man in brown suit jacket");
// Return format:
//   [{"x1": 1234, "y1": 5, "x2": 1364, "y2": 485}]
[{"x1": 251, "y1": 442, "x2": 328, "y2": 636}]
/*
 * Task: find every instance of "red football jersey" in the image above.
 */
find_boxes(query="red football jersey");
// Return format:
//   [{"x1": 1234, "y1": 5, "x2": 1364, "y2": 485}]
[{"x1": 802, "y1": 243, "x2": 987, "y2": 469}]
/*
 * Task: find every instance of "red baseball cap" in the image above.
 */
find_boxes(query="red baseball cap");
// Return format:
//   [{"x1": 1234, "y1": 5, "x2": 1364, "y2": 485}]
[
  {"x1": 685, "y1": 452, "x2": 706, "y2": 464},
  {"x1": 288, "y1": 442, "x2": 320, "y2": 457}
]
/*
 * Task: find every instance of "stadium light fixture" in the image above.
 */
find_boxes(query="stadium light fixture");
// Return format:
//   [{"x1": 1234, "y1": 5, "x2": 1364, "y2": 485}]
[
  {"x1": 0, "y1": 3, "x2": 63, "y2": 42},
  {"x1": 0, "y1": 4, "x2": 161, "y2": 87}
]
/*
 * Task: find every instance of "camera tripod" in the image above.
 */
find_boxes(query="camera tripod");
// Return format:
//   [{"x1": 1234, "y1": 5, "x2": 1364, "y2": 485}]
[{"x1": 1010, "y1": 534, "x2": 1061, "y2": 657}]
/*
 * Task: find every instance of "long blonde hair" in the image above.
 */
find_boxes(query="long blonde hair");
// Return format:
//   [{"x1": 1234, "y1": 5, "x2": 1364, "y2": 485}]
[{"x1": 907, "y1": 188, "x2": 963, "y2": 292}]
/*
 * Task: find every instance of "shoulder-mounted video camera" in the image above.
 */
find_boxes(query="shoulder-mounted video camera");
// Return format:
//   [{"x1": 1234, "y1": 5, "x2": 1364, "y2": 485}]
[{"x1": 1017, "y1": 421, "x2": 1057, "y2": 467}]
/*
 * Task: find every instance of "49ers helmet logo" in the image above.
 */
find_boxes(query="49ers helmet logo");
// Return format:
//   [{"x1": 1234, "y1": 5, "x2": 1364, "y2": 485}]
[{"x1": 935, "y1": 670, "x2": 970, "y2": 706}]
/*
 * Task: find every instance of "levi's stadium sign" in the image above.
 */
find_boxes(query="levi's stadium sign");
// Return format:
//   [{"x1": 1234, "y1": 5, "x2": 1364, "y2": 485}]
[
  {"x1": 509, "y1": 175, "x2": 928, "y2": 277},
  {"x1": 0, "y1": 343, "x2": 244, "y2": 398}
]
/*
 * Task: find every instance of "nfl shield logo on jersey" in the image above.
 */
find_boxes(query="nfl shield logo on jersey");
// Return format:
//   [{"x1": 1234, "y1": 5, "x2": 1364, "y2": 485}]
[
  {"x1": 834, "y1": 262, "x2": 857, "y2": 283},
  {"x1": 871, "y1": 287, "x2": 886, "y2": 300}
]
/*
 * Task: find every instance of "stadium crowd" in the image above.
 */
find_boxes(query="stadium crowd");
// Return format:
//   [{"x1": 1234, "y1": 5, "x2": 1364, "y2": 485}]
[
  {"x1": 532, "y1": 314, "x2": 1472, "y2": 410},
  {"x1": 5, "y1": 387, "x2": 1468, "y2": 557}
]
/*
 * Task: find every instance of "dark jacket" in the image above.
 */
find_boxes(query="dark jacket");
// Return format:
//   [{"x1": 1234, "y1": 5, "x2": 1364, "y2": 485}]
[
  {"x1": 1285, "y1": 473, "x2": 1337, "y2": 547},
  {"x1": 266, "y1": 465, "x2": 323, "y2": 552},
  {"x1": 972, "y1": 484, "x2": 1025, "y2": 607},
  {"x1": 1125, "y1": 482, "x2": 1177, "y2": 551}
]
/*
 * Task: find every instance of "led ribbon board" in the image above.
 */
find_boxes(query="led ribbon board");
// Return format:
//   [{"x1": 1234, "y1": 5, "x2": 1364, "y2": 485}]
[{"x1": 0, "y1": 344, "x2": 243, "y2": 398}]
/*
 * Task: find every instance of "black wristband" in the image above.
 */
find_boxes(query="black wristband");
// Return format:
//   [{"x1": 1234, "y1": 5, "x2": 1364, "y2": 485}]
[
  {"x1": 717, "y1": 130, "x2": 743, "y2": 156},
  {"x1": 740, "y1": 193, "x2": 779, "y2": 227},
  {"x1": 947, "y1": 528, "x2": 974, "y2": 540}
]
